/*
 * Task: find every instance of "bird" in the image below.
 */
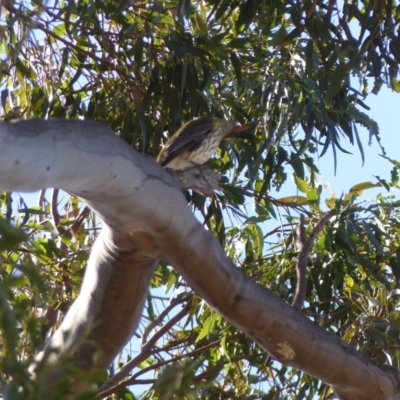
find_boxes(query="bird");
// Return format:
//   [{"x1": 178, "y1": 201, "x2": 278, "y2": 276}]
[{"x1": 157, "y1": 117, "x2": 249, "y2": 170}]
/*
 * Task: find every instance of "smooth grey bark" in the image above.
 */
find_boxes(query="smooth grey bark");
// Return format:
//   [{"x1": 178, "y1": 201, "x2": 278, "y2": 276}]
[
  {"x1": 34, "y1": 226, "x2": 156, "y2": 385},
  {"x1": 0, "y1": 119, "x2": 399, "y2": 399}
]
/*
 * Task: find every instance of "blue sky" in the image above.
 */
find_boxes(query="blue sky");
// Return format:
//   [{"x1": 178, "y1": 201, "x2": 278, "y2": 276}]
[{"x1": 315, "y1": 85, "x2": 399, "y2": 195}]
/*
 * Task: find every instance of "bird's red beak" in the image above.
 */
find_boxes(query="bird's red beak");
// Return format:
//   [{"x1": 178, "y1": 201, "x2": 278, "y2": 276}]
[
  {"x1": 234, "y1": 124, "x2": 250, "y2": 132},
  {"x1": 225, "y1": 124, "x2": 250, "y2": 138}
]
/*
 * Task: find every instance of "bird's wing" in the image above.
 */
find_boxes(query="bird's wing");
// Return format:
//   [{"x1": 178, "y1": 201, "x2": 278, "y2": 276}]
[{"x1": 158, "y1": 121, "x2": 213, "y2": 166}]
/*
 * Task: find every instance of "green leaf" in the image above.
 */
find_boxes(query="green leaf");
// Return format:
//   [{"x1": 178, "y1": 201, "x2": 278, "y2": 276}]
[
  {"x1": 276, "y1": 196, "x2": 309, "y2": 205},
  {"x1": 391, "y1": 166, "x2": 399, "y2": 186},
  {"x1": 344, "y1": 275, "x2": 354, "y2": 288},
  {"x1": 134, "y1": 34, "x2": 143, "y2": 70},
  {"x1": 325, "y1": 197, "x2": 337, "y2": 209},
  {"x1": 196, "y1": 313, "x2": 220, "y2": 342},
  {"x1": 15, "y1": 57, "x2": 33, "y2": 80},
  {"x1": 326, "y1": 63, "x2": 347, "y2": 104},
  {"x1": 227, "y1": 38, "x2": 250, "y2": 49},
  {"x1": 116, "y1": 388, "x2": 137, "y2": 400},
  {"x1": 306, "y1": 187, "x2": 319, "y2": 202},
  {"x1": 270, "y1": 25, "x2": 288, "y2": 46},
  {"x1": 362, "y1": 221, "x2": 385, "y2": 253},
  {"x1": 349, "y1": 181, "x2": 382, "y2": 193},
  {"x1": 215, "y1": 0, "x2": 232, "y2": 21},
  {"x1": 294, "y1": 176, "x2": 308, "y2": 193},
  {"x1": 194, "y1": 12, "x2": 208, "y2": 36},
  {"x1": 373, "y1": 175, "x2": 390, "y2": 192},
  {"x1": 58, "y1": 47, "x2": 69, "y2": 79},
  {"x1": 230, "y1": 51, "x2": 242, "y2": 86},
  {"x1": 0, "y1": 218, "x2": 27, "y2": 251}
]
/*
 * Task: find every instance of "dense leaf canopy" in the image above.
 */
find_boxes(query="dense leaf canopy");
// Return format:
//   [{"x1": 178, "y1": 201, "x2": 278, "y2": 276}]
[{"x1": 1, "y1": 0, "x2": 400, "y2": 398}]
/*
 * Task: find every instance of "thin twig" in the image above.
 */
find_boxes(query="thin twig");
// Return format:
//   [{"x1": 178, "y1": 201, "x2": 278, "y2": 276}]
[
  {"x1": 292, "y1": 213, "x2": 333, "y2": 310},
  {"x1": 51, "y1": 188, "x2": 61, "y2": 228},
  {"x1": 141, "y1": 296, "x2": 190, "y2": 346},
  {"x1": 96, "y1": 296, "x2": 193, "y2": 398},
  {"x1": 97, "y1": 333, "x2": 243, "y2": 399}
]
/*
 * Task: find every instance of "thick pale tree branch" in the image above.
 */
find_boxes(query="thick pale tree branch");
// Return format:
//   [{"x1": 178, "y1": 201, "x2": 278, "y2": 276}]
[
  {"x1": 33, "y1": 226, "x2": 156, "y2": 387},
  {"x1": 0, "y1": 119, "x2": 399, "y2": 399}
]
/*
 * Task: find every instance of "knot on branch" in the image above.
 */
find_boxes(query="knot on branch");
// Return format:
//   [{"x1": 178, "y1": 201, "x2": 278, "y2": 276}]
[{"x1": 167, "y1": 164, "x2": 222, "y2": 196}]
